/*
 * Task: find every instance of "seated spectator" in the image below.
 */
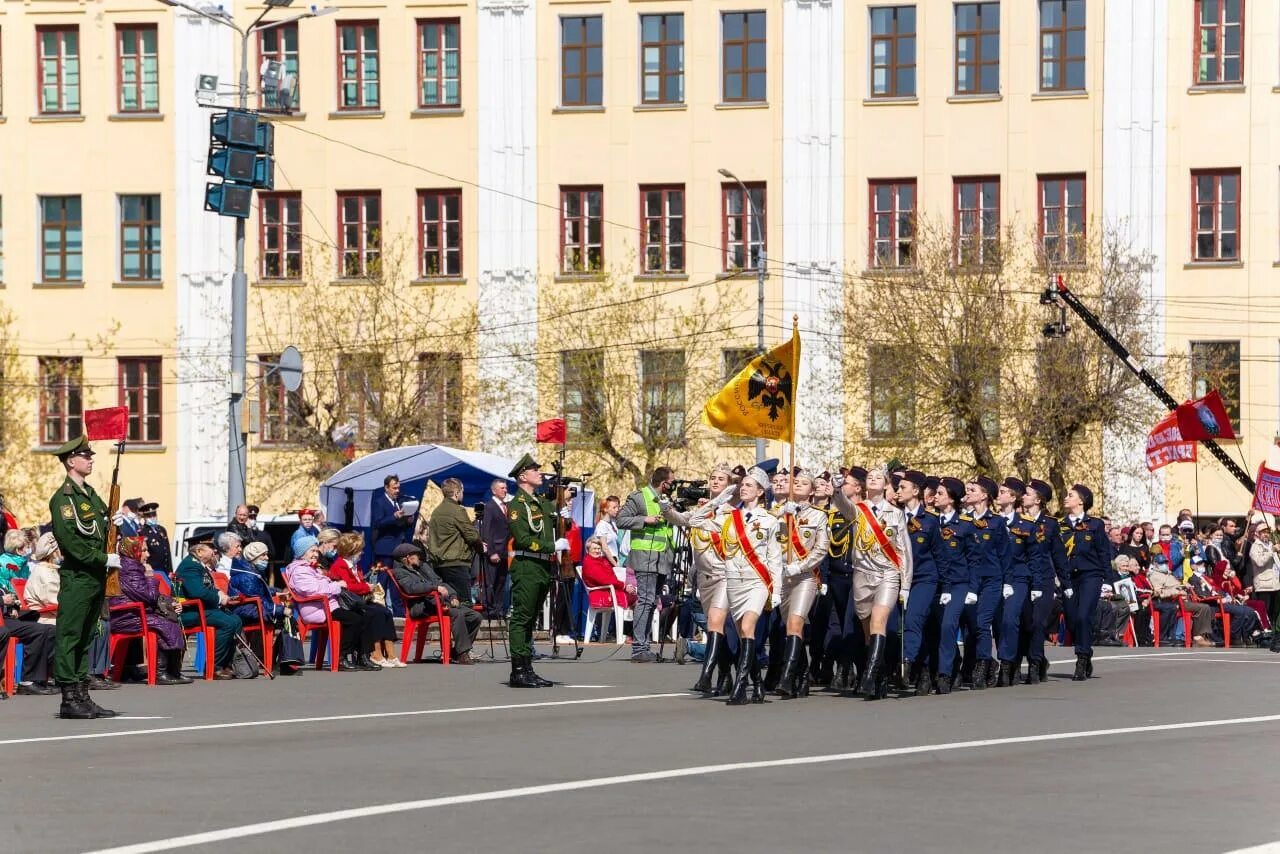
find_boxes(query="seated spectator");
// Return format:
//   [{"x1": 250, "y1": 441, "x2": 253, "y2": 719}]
[
  {"x1": 581, "y1": 535, "x2": 636, "y2": 610},
  {"x1": 0, "y1": 615, "x2": 57, "y2": 697},
  {"x1": 1148, "y1": 554, "x2": 1214, "y2": 646},
  {"x1": 316, "y1": 528, "x2": 341, "y2": 572},
  {"x1": 329, "y1": 532, "x2": 400, "y2": 667},
  {"x1": 290, "y1": 509, "x2": 321, "y2": 557},
  {"x1": 110, "y1": 536, "x2": 190, "y2": 685},
  {"x1": 1093, "y1": 556, "x2": 1135, "y2": 646},
  {"x1": 24, "y1": 532, "x2": 116, "y2": 688},
  {"x1": 1214, "y1": 558, "x2": 1271, "y2": 633},
  {"x1": 1128, "y1": 560, "x2": 1155, "y2": 646},
  {"x1": 175, "y1": 533, "x2": 244, "y2": 679},
  {"x1": 0, "y1": 528, "x2": 32, "y2": 596},
  {"x1": 287, "y1": 536, "x2": 380, "y2": 671},
  {"x1": 215, "y1": 530, "x2": 244, "y2": 576},
  {"x1": 1191, "y1": 559, "x2": 1262, "y2": 645},
  {"x1": 389, "y1": 543, "x2": 481, "y2": 664},
  {"x1": 229, "y1": 541, "x2": 285, "y2": 626}
]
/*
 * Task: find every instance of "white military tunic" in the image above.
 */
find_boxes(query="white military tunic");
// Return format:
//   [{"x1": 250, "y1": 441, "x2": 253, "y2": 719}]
[
  {"x1": 662, "y1": 498, "x2": 732, "y2": 612},
  {"x1": 778, "y1": 503, "x2": 829, "y2": 622},
  {"x1": 691, "y1": 504, "x2": 782, "y2": 620},
  {"x1": 833, "y1": 492, "x2": 914, "y2": 620}
]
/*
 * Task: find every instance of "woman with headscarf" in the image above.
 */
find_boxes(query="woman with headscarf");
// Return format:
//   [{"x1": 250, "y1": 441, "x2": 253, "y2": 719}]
[{"x1": 109, "y1": 536, "x2": 190, "y2": 685}]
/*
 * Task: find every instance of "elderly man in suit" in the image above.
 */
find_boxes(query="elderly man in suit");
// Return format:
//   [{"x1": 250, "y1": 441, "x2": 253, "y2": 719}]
[
  {"x1": 478, "y1": 478, "x2": 512, "y2": 617},
  {"x1": 617, "y1": 466, "x2": 677, "y2": 663}
]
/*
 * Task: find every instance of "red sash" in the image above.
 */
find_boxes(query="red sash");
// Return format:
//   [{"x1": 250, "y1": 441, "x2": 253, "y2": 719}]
[
  {"x1": 709, "y1": 530, "x2": 726, "y2": 560},
  {"x1": 731, "y1": 508, "x2": 773, "y2": 591},
  {"x1": 786, "y1": 514, "x2": 809, "y2": 560},
  {"x1": 856, "y1": 502, "x2": 902, "y2": 570}
]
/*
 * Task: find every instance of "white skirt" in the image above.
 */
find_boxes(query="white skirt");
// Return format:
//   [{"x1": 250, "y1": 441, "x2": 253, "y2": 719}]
[
  {"x1": 781, "y1": 573, "x2": 818, "y2": 622},
  {"x1": 725, "y1": 564, "x2": 769, "y2": 621},
  {"x1": 697, "y1": 560, "x2": 729, "y2": 612}
]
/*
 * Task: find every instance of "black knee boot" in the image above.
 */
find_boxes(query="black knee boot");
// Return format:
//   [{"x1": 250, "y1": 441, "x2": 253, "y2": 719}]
[
  {"x1": 776, "y1": 635, "x2": 804, "y2": 698},
  {"x1": 157, "y1": 651, "x2": 193, "y2": 685},
  {"x1": 996, "y1": 661, "x2": 1014, "y2": 687},
  {"x1": 1026, "y1": 658, "x2": 1042, "y2": 685},
  {"x1": 1072, "y1": 654, "x2": 1088, "y2": 681},
  {"x1": 858, "y1": 634, "x2": 886, "y2": 700},
  {"x1": 714, "y1": 639, "x2": 734, "y2": 696},
  {"x1": 726, "y1": 638, "x2": 755, "y2": 706},
  {"x1": 971, "y1": 660, "x2": 988, "y2": 690},
  {"x1": 796, "y1": 646, "x2": 811, "y2": 697},
  {"x1": 750, "y1": 645, "x2": 766, "y2": 704},
  {"x1": 693, "y1": 632, "x2": 724, "y2": 694}
]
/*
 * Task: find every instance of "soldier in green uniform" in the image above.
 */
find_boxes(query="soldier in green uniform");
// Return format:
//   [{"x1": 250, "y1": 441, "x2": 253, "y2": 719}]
[
  {"x1": 48, "y1": 436, "x2": 120, "y2": 720},
  {"x1": 506, "y1": 454, "x2": 568, "y2": 689}
]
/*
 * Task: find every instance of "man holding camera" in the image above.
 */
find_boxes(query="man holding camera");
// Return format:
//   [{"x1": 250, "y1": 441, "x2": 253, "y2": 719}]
[{"x1": 618, "y1": 467, "x2": 677, "y2": 663}]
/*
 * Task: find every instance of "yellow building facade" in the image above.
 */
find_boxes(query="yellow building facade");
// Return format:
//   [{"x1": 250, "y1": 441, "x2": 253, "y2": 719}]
[{"x1": 0, "y1": 0, "x2": 1275, "y2": 525}]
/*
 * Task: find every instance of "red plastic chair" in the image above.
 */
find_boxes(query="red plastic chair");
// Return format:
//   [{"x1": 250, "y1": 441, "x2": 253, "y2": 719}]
[
  {"x1": 1151, "y1": 596, "x2": 1192, "y2": 649},
  {"x1": 385, "y1": 571, "x2": 451, "y2": 665},
  {"x1": 106, "y1": 600, "x2": 159, "y2": 686},
  {"x1": 159, "y1": 573, "x2": 216, "y2": 680},
  {"x1": 1193, "y1": 592, "x2": 1231, "y2": 648},
  {"x1": 13, "y1": 578, "x2": 58, "y2": 620},
  {"x1": 283, "y1": 576, "x2": 342, "y2": 671},
  {"x1": 230, "y1": 593, "x2": 274, "y2": 673}
]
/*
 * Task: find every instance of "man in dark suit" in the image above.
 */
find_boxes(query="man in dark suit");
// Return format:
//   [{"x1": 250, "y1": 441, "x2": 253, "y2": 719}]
[
  {"x1": 478, "y1": 478, "x2": 511, "y2": 617},
  {"x1": 370, "y1": 475, "x2": 412, "y2": 568}
]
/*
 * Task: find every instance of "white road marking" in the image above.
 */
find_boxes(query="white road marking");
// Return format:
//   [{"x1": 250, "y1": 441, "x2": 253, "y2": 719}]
[
  {"x1": 1047, "y1": 650, "x2": 1266, "y2": 664},
  {"x1": 1222, "y1": 843, "x2": 1280, "y2": 853},
  {"x1": 85, "y1": 711, "x2": 1280, "y2": 854},
  {"x1": 560, "y1": 684, "x2": 615, "y2": 688},
  {"x1": 0, "y1": 693, "x2": 686, "y2": 748},
  {"x1": 106, "y1": 716, "x2": 172, "y2": 721}
]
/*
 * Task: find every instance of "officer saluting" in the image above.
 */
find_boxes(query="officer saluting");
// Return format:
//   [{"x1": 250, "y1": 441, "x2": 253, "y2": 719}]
[
  {"x1": 506, "y1": 454, "x2": 568, "y2": 689},
  {"x1": 48, "y1": 436, "x2": 120, "y2": 720}
]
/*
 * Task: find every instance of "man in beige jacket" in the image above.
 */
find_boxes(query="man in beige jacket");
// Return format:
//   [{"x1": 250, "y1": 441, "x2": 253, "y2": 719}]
[{"x1": 1148, "y1": 556, "x2": 1213, "y2": 646}]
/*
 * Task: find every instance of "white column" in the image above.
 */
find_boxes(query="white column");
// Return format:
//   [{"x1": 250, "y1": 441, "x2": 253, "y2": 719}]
[
  {"x1": 174, "y1": 11, "x2": 236, "y2": 520},
  {"x1": 476, "y1": 0, "x2": 539, "y2": 457},
  {"x1": 1102, "y1": 0, "x2": 1168, "y2": 522},
  {"x1": 782, "y1": 0, "x2": 845, "y2": 468}
]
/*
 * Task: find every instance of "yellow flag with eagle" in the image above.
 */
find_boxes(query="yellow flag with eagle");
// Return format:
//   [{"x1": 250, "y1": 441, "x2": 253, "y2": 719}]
[{"x1": 701, "y1": 326, "x2": 799, "y2": 442}]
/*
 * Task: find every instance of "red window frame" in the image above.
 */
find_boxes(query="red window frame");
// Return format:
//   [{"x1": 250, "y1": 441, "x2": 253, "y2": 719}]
[
  {"x1": 336, "y1": 21, "x2": 380, "y2": 109},
  {"x1": 1037, "y1": 174, "x2": 1086, "y2": 265},
  {"x1": 117, "y1": 357, "x2": 162, "y2": 444},
  {"x1": 868, "y1": 179, "x2": 916, "y2": 268},
  {"x1": 640, "y1": 185, "x2": 685, "y2": 274},
  {"x1": 954, "y1": 2, "x2": 1000, "y2": 95},
  {"x1": 257, "y1": 23, "x2": 300, "y2": 110},
  {"x1": 417, "y1": 18, "x2": 460, "y2": 108},
  {"x1": 721, "y1": 11, "x2": 767, "y2": 103},
  {"x1": 416, "y1": 352, "x2": 462, "y2": 442},
  {"x1": 560, "y1": 186, "x2": 604, "y2": 274},
  {"x1": 39, "y1": 356, "x2": 83, "y2": 446},
  {"x1": 258, "y1": 352, "x2": 301, "y2": 445},
  {"x1": 953, "y1": 176, "x2": 1001, "y2": 266},
  {"x1": 259, "y1": 192, "x2": 302, "y2": 279},
  {"x1": 1191, "y1": 169, "x2": 1241, "y2": 261},
  {"x1": 116, "y1": 24, "x2": 158, "y2": 113},
  {"x1": 721, "y1": 182, "x2": 766, "y2": 271},
  {"x1": 337, "y1": 191, "x2": 381, "y2": 277},
  {"x1": 37, "y1": 25, "x2": 80, "y2": 115},
  {"x1": 1194, "y1": 0, "x2": 1244, "y2": 84},
  {"x1": 417, "y1": 189, "x2": 462, "y2": 278}
]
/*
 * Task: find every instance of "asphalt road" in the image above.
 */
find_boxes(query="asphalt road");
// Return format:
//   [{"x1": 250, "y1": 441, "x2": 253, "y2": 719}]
[{"x1": 2, "y1": 646, "x2": 1279, "y2": 854}]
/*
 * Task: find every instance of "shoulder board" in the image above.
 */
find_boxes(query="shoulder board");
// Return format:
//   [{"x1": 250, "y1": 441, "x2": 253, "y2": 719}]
[
  {"x1": 61, "y1": 482, "x2": 74, "y2": 496},
  {"x1": 959, "y1": 513, "x2": 974, "y2": 522},
  {"x1": 925, "y1": 508, "x2": 939, "y2": 517},
  {"x1": 1018, "y1": 513, "x2": 1036, "y2": 522}
]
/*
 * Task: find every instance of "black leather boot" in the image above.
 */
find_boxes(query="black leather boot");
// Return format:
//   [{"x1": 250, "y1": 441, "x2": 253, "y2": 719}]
[
  {"x1": 692, "y1": 632, "x2": 724, "y2": 694},
  {"x1": 508, "y1": 655, "x2": 541, "y2": 688},
  {"x1": 58, "y1": 683, "x2": 96, "y2": 719},
  {"x1": 157, "y1": 651, "x2": 191, "y2": 685},
  {"x1": 1025, "y1": 658, "x2": 1042, "y2": 685},
  {"x1": 726, "y1": 639, "x2": 755, "y2": 706},
  {"x1": 749, "y1": 646, "x2": 766, "y2": 704},
  {"x1": 527, "y1": 659, "x2": 554, "y2": 687},
  {"x1": 936, "y1": 672, "x2": 952, "y2": 695},
  {"x1": 996, "y1": 661, "x2": 1013, "y2": 687},
  {"x1": 830, "y1": 661, "x2": 851, "y2": 693},
  {"x1": 776, "y1": 636, "x2": 804, "y2": 698},
  {"x1": 78, "y1": 681, "x2": 117, "y2": 718},
  {"x1": 763, "y1": 645, "x2": 782, "y2": 693},
  {"x1": 1071, "y1": 654, "x2": 1088, "y2": 681},
  {"x1": 713, "y1": 641, "x2": 734, "y2": 697},
  {"x1": 796, "y1": 646, "x2": 811, "y2": 697},
  {"x1": 985, "y1": 658, "x2": 999, "y2": 688},
  {"x1": 858, "y1": 634, "x2": 886, "y2": 700},
  {"x1": 1038, "y1": 657, "x2": 1049, "y2": 681},
  {"x1": 912, "y1": 662, "x2": 932, "y2": 697},
  {"x1": 971, "y1": 660, "x2": 988, "y2": 690},
  {"x1": 1084, "y1": 654, "x2": 1094, "y2": 678},
  {"x1": 339, "y1": 652, "x2": 359, "y2": 671}
]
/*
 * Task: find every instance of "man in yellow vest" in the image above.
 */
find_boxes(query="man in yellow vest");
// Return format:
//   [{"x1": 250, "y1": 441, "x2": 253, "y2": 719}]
[{"x1": 617, "y1": 466, "x2": 676, "y2": 662}]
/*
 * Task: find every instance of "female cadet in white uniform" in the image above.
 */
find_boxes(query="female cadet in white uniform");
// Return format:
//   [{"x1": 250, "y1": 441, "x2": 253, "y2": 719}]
[
  {"x1": 832, "y1": 463, "x2": 913, "y2": 700},
  {"x1": 689, "y1": 465, "x2": 782, "y2": 705},
  {"x1": 659, "y1": 464, "x2": 737, "y2": 695},
  {"x1": 773, "y1": 468, "x2": 829, "y2": 698}
]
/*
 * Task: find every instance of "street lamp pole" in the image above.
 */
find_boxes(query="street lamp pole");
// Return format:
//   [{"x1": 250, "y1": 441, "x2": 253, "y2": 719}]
[
  {"x1": 719, "y1": 167, "x2": 766, "y2": 464},
  {"x1": 158, "y1": 0, "x2": 333, "y2": 517}
]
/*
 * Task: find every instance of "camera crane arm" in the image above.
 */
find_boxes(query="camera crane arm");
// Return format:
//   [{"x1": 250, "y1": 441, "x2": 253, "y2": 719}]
[{"x1": 1044, "y1": 275, "x2": 1255, "y2": 493}]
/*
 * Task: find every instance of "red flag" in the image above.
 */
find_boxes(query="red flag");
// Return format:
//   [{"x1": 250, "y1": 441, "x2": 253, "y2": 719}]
[
  {"x1": 1145, "y1": 412, "x2": 1196, "y2": 471},
  {"x1": 536, "y1": 418, "x2": 567, "y2": 445},
  {"x1": 1253, "y1": 463, "x2": 1280, "y2": 514},
  {"x1": 84, "y1": 406, "x2": 129, "y2": 442},
  {"x1": 1175, "y1": 390, "x2": 1237, "y2": 441}
]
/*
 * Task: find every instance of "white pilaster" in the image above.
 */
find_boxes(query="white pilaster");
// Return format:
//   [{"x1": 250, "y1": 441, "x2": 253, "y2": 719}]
[
  {"x1": 476, "y1": 0, "x2": 538, "y2": 457},
  {"x1": 1102, "y1": 0, "x2": 1168, "y2": 522},
  {"x1": 174, "y1": 11, "x2": 236, "y2": 520},
  {"x1": 782, "y1": 0, "x2": 845, "y2": 468}
]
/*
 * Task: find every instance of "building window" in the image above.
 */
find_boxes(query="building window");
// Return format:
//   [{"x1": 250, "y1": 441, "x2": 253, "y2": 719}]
[
  {"x1": 1039, "y1": 1, "x2": 1085, "y2": 91},
  {"x1": 640, "y1": 185, "x2": 684, "y2": 274},
  {"x1": 561, "y1": 16, "x2": 603, "y2": 107},
  {"x1": 722, "y1": 11, "x2": 766, "y2": 103},
  {"x1": 37, "y1": 26, "x2": 80, "y2": 115},
  {"x1": 259, "y1": 24, "x2": 300, "y2": 110},
  {"x1": 259, "y1": 353, "x2": 304, "y2": 444},
  {"x1": 560, "y1": 186, "x2": 603, "y2": 273},
  {"x1": 1195, "y1": 0, "x2": 1244, "y2": 85},
  {"x1": 337, "y1": 352, "x2": 382, "y2": 446},
  {"x1": 868, "y1": 345, "x2": 915, "y2": 439},
  {"x1": 416, "y1": 352, "x2": 461, "y2": 441},
  {"x1": 39, "y1": 357, "x2": 82, "y2": 446},
  {"x1": 417, "y1": 189, "x2": 462, "y2": 278},
  {"x1": 1190, "y1": 340, "x2": 1241, "y2": 429},
  {"x1": 417, "y1": 19, "x2": 460, "y2": 108},
  {"x1": 954, "y1": 2, "x2": 999, "y2": 95},
  {"x1": 952, "y1": 346, "x2": 1000, "y2": 439},
  {"x1": 119, "y1": 194, "x2": 161, "y2": 282},
  {"x1": 722, "y1": 182, "x2": 766, "y2": 271},
  {"x1": 870, "y1": 6, "x2": 916, "y2": 98},
  {"x1": 954, "y1": 177, "x2": 1000, "y2": 266},
  {"x1": 641, "y1": 350, "x2": 686, "y2": 444},
  {"x1": 337, "y1": 191, "x2": 381, "y2": 277},
  {"x1": 259, "y1": 192, "x2": 302, "y2": 279},
  {"x1": 40, "y1": 196, "x2": 83, "y2": 283},
  {"x1": 640, "y1": 13, "x2": 684, "y2": 105},
  {"x1": 1192, "y1": 169, "x2": 1240, "y2": 261},
  {"x1": 337, "y1": 22, "x2": 379, "y2": 109},
  {"x1": 117, "y1": 25, "x2": 159, "y2": 112},
  {"x1": 1038, "y1": 175, "x2": 1085, "y2": 265},
  {"x1": 562, "y1": 350, "x2": 606, "y2": 443},
  {"x1": 869, "y1": 180, "x2": 916, "y2": 268},
  {"x1": 118, "y1": 357, "x2": 161, "y2": 443}
]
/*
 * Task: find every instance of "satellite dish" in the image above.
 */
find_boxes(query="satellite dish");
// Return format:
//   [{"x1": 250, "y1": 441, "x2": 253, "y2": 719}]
[{"x1": 278, "y1": 345, "x2": 303, "y2": 392}]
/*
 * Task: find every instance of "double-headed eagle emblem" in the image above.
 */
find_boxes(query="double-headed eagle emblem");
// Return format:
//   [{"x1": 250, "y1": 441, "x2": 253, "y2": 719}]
[{"x1": 747, "y1": 359, "x2": 794, "y2": 422}]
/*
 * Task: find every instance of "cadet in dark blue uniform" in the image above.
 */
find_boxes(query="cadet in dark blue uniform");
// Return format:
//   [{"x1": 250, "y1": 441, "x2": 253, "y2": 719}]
[
  {"x1": 932, "y1": 477, "x2": 971, "y2": 695},
  {"x1": 825, "y1": 467, "x2": 864, "y2": 692},
  {"x1": 1022, "y1": 479, "x2": 1066, "y2": 683},
  {"x1": 897, "y1": 470, "x2": 945, "y2": 697},
  {"x1": 996, "y1": 477, "x2": 1032, "y2": 686},
  {"x1": 960, "y1": 476, "x2": 1010, "y2": 690},
  {"x1": 1060, "y1": 483, "x2": 1108, "y2": 680}
]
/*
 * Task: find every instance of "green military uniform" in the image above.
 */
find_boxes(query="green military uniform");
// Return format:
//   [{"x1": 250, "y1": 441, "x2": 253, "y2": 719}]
[
  {"x1": 507, "y1": 458, "x2": 556, "y2": 660},
  {"x1": 48, "y1": 437, "x2": 110, "y2": 687}
]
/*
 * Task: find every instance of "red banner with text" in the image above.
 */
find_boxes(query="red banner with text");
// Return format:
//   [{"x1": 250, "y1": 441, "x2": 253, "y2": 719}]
[{"x1": 1146, "y1": 412, "x2": 1197, "y2": 471}]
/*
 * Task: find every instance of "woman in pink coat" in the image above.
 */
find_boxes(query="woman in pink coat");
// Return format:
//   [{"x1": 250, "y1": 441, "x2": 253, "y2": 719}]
[{"x1": 284, "y1": 535, "x2": 380, "y2": 671}]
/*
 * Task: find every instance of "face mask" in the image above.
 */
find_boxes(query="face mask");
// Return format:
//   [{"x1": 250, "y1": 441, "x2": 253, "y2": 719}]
[
  {"x1": 254, "y1": 559, "x2": 269, "y2": 571},
  {"x1": 146, "y1": 518, "x2": 158, "y2": 527},
  {"x1": 55, "y1": 556, "x2": 64, "y2": 566},
  {"x1": 1192, "y1": 565, "x2": 1205, "y2": 575},
  {"x1": 323, "y1": 548, "x2": 337, "y2": 559}
]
